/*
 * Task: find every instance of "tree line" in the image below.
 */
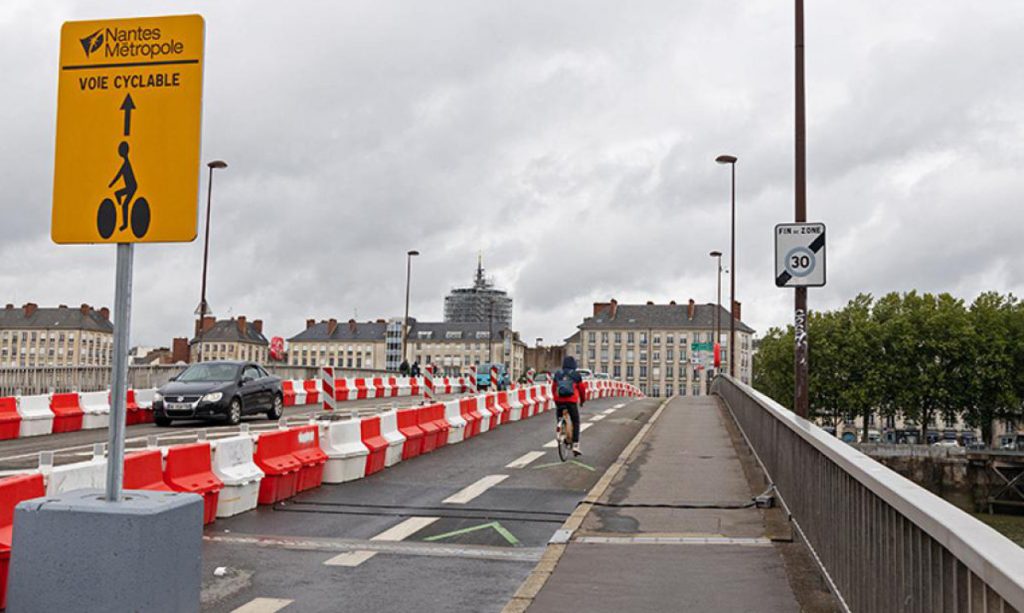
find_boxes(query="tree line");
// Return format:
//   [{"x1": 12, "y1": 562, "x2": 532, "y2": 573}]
[{"x1": 752, "y1": 292, "x2": 1024, "y2": 444}]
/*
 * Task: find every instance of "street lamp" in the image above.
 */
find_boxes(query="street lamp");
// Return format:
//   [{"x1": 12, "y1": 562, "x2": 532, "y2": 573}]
[
  {"x1": 197, "y1": 159, "x2": 227, "y2": 363},
  {"x1": 401, "y1": 250, "x2": 419, "y2": 367},
  {"x1": 716, "y1": 154, "x2": 738, "y2": 378},
  {"x1": 709, "y1": 250, "x2": 723, "y2": 376}
]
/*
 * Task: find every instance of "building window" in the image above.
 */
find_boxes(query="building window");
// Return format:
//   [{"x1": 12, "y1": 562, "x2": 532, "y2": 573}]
[
  {"x1": 639, "y1": 365, "x2": 647, "y2": 378},
  {"x1": 601, "y1": 332, "x2": 609, "y2": 345},
  {"x1": 639, "y1": 333, "x2": 647, "y2": 346},
  {"x1": 653, "y1": 335, "x2": 660, "y2": 345},
  {"x1": 626, "y1": 350, "x2": 634, "y2": 361},
  {"x1": 665, "y1": 384, "x2": 673, "y2": 396},
  {"x1": 666, "y1": 335, "x2": 673, "y2": 345},
  {"x1": 626, "y1": 365, "x2": 634, "y2": 378},
  {"x1": 627, "y1": 332, "x2": 634, "y2": 344},
  {"x1": 666, "y1": 365, "x2": 674, "y2": 378},
  {"x1": 666, "y1": 348, "x2": 674, "y2": 361},
  {"x1": 613, "y1": 365, "x2": 621, "y2": 377},
  {"x1": 587, "y1": 332, "x2": 596, "y2": 343},
  {"x1": 614, "y1": 332, "x2": 622, "y2": 344},
  {"x1": 653, "y1": 351, "x2": 660, "y2": 362}
]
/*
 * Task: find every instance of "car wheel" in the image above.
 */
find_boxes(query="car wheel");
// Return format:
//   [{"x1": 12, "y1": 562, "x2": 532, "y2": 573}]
[
  {"x1": 155, "y1": 414, "x2": 172, "y2": 427},
  {"x1": 227, "y1": 398, "x2": 242, "y2": 426},
  {"x1": 267, "y1": 394, "x2": 283, "y2": 420}
]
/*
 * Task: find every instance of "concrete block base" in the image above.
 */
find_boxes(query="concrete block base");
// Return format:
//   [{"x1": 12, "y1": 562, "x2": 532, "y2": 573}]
[{"x1": 7, "y1": 488, "x2": 203, "y2": 613}]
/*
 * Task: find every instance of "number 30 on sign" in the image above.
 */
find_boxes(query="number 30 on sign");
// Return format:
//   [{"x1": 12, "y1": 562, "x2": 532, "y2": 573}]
[{"x1": 775, "y1": 222, "x2": 826, "y2": 288}]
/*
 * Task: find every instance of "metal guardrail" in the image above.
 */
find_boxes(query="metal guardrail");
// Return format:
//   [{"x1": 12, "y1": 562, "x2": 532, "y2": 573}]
[
  {"x1": 713, "y1": 375, "x2": 1024, "y2": 613},
  {"x1": 0, "y1": 365, "x2": 389, "y2": 396}
]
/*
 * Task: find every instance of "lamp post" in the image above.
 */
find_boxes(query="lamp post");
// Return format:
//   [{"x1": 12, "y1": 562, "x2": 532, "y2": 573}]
[
  {"x1": 488, "y1": 298, "x2": 495, "y2": 363},
  {"x1": 715, "y1": 154, "x2": 738, "y2": 378},
  {"x1": 197, "y1": 160, "x2": 227, "y2": 363},
  {"x1": 401, "y1": 250, "x2": 419, "y2": 367},
  {"x1": 709, "y1": 250, "x2": 723, "y2": 379},
  {"x1": 794, "y1": 0, "x2": 809, "y2": 418}
]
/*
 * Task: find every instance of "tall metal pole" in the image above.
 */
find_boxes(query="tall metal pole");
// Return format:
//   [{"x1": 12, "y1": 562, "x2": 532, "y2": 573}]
[
  {"x1": 794, "y1": 0, "x2": 810, "y2": 418},
  {"x1": 729, "y1": 162, "x2": 737, "y2": 378},
  {"x1": 198, "y1": 160, "x2": 226, "y2": 363},
  {"x1": 401, "y1": 250, "x2": 418, "y2": 366},
  {"x1": 105, "y1": 243, "x2": 133, "y2": 502},
  {"x1": 488, "y1": 299, "x2": 494, "y2": 363}
]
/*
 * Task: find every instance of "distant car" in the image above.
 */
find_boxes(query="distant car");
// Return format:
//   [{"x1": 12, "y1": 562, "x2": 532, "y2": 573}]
[
  {"x1": 533, "y1": 372, "x2": 550, "y2": 384},
  {"x1": 576, "y1": 368, "x2": 594, "y2": 380},
  {"x1": 931, "y1": 439, "x2": 960, "y2": 448},
  {"x1": 594, "y1": 373, "x2": 610, "y2": 380},
  {"x1": 999, "y1": 433, "x2": 1024, "y2": 451},
  {"x1": 153, "y1": 361, "x2": 283, "y2": 427},
  {"x1": 476, "y1": 363, "x2": 511, "y2": 391}
]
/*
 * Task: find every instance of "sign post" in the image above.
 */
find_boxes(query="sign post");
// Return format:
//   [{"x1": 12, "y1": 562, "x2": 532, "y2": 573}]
[
  {"x1": 7, "y1": 14, "x2": 207, "y2": 611},
  {"x1": 51, "y1": 14, "x2": 206, "y2": 500}
]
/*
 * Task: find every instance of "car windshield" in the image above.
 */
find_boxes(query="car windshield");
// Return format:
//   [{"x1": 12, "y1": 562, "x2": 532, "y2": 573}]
[{"x1": 176, "y1": 363, "x2": 239, "y2": 382}]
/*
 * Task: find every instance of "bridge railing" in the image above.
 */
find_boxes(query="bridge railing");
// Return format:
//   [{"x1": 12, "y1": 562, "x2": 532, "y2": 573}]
[{"x1": 713, "y1": 375, "x2": 1024, "y2": 613}]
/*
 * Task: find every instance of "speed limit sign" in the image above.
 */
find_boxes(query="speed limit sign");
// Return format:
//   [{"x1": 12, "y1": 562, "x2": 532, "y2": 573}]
[{"x1": 775, "y1": 222, "x2": 826, "y2": 287}]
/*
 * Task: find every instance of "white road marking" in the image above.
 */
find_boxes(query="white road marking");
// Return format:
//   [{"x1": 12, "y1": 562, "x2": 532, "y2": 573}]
[
  {"x1": 230, "y1": 597, "x2": 293, "y2": 613},
  {"x1": 612, "y1": 403, "x2": 625, "y2": 409},
  {"x1": 506, "y1": 451, "x2": 546, "y2": 468},
  {"x1": 589, "y1": 414, "x2": 605, "y2": 422},
  {"x1": 543, "y1": 439, "x2": 558, "y2": 449},
  {"x1": 371, "y1": 516, "x2": 440, "y2": 541},
  {"x1": 580, "y1": 422, "x2": 593, "y2": 432},
  {"x1": 443, "y1": 475, "x2": 508, "y2": 504},
  {"x1": 324, "y1": 516, "x2": 440, "y2": 567},
  {"x1": 324, "y1": 550, "x2": 378, "y2": 567},
  {"x1": 602, "y1": 408, "x2": 617, "y2": 415}
]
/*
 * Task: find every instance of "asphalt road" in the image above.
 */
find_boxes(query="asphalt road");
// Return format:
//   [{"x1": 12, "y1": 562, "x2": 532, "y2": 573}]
[
  {"x1": 200, "y1": 395, "x2": 660, "y2": 613},
  {"x1": 0, "y1": 395, "x2": 458, "y2": 472}
]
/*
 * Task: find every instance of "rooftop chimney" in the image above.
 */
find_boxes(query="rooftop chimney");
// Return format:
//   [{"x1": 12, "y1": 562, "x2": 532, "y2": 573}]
[
  {"x1": 80, "y1": 303, "x2": 90, "y2": 315},
  {"x1": 327, "y1": 318, "x2": 339, "y2": 336},
  {"x1": 202, "y1": 316, "x2": 216, "y2": 333},
  {"x1": 376, "y1": 319, "x2": 386, "y2": 324},
  {"x1": 732, "y1": 300, "x2": 742, "y2": 322},
  {"x1": 646, "y1": 300, "x2": 654, "y2": 305},
  {"x1": 172, "y1": 337, "x2": 190, "y2": 364},
  {"x1": 609, "y1": 299, "x2": 618, "y2": 320},
  {"x1": 58, "y1": 304, "x2": 68, "y2": 309},
  {"x1": 237, "y1": 316, "x2": 247, "y2": 334},
  {"x1": 592, "y1": 302, "x2": 611, "y2": 317},
  {"x1": 306, "y1": 319, "x2": 316, "y2": 330},
  {"x1": 348, "y1": 319, "x2": 357, "y2": 334},
  {"x1": 688, "y1": 299, "x2": 696, "y2": 321},
  {"x1": 252, "y1": 319, "x2": 263, "y2": 334},
  {"x1": 23, "y1": 303, "x2": 37, "y2": 317},
  {"x1": 99, "y1": 307, "x2": 110, "y2": 321},
  {"x1": 4, "y1": 304, "x2": 12, "y2": 310}
]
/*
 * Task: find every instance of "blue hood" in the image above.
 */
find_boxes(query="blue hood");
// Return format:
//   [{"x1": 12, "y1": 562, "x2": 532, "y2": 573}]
[{"x1": 562, "y1": 356, "x2": 577, "y2": 370}]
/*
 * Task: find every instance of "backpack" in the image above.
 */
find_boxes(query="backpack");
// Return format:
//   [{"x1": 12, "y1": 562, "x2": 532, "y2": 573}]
[{"x1": 555, "y1": 370, "x2": 576, "y2": 398}]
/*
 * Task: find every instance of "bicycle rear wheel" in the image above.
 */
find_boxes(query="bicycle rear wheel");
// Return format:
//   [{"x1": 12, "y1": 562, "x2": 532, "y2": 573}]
[{"x1": 557, "y1": 416, "x2": 572, "y2": 462}]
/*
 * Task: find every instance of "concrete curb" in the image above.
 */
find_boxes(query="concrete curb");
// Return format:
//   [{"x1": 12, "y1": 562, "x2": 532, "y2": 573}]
[{"x1": 501, "y1": 396, "x2": 673, "y2": 613}]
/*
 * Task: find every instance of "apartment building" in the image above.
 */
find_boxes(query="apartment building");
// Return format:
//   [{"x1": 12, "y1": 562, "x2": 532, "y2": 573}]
[
  {"x1": 0, "y1": 303, "x2": 113, "y2": 367},
  {"x1": 406, "y1": 320, "x2": 527, "y2": 378},
  {"x1": 190, "y1": 316, "x2": 269, "y2": 363},
  {"x1": 287, "y1": 319, "x2": 388, "y2": 369},
  {"x1": 571, "y1": 299, "x2": 755, "y2": 397}
]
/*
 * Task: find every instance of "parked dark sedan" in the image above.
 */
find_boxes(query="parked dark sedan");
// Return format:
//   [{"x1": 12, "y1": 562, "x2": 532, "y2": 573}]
[{"x1": 153, "y1": 361, "x2": 283, "y2": 426}]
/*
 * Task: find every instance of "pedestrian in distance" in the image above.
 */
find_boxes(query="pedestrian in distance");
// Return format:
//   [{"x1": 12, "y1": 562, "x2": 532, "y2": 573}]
[
  {"x1": 410, "y1": 361, "x2": 421, "y2": 377},
  {"x1": 399, "y1": 359, "x2": 410, "y2": 376},
  {"x1": 552, "y1": 355, "x2": 586, "y2": 456}
]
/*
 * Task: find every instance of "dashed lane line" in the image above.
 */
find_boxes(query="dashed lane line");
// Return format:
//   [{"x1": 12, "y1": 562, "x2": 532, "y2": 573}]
[
  {"x1": 602, "y1": 408, "x2": 617, "y2": 415},
  {"x1": 324, "y1": 516, "x2": 440, "y2": 567},
  {"x1": 589, "y1": 415, "x2": 606, "y2": 422},
  {"x1": 506, "y1": 451, "x2": 546, "y2": 469},
  {"x1": 230, "y1": 597, "x2": 293, "y2": 613},
  {"x1": 443, "y1": 475, "x2": 508, "y2": 504}
]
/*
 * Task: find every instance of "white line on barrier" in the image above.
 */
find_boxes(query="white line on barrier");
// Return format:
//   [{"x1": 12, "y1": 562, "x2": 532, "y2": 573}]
[
  {"x1": 506, "y1": 451, "x2": 546, "y2": 469},
  {"x1": 443, "y1": 475, "x2": 508, "y2": 504},
  {"x1": 230, "y1": 597, "x2": 293, "y2": 613},
  {"x1": 324, "y1": 516, "x2": 440, "y2": 568}
]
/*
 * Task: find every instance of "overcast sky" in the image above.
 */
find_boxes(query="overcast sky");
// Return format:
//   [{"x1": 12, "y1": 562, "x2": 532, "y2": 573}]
[{"x1": 2, "y1": 1, "x2": 1023, "y2": 348}]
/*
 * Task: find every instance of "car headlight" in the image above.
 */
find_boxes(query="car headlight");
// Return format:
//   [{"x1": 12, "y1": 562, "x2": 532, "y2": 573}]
[
  {"x1": 153, "y1": 392, "x2": 163, "y2": 403},
  {"x1": 201, "y1": 392, "x2": 223, "y2": 403}
]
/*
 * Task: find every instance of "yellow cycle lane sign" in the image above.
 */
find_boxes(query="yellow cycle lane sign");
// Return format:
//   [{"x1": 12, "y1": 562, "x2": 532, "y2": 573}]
[{"x1": 52, "y1": 14, "x2": 205, "y2": 244}]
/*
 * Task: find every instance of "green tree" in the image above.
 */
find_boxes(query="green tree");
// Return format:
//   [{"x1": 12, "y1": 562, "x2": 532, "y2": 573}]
[
  {"x1": 752, "y1": 326, "x2": 794, "y2": 409},
  {"x1": 965, "y1": 292, "x2": 1017, "y2": 444}
]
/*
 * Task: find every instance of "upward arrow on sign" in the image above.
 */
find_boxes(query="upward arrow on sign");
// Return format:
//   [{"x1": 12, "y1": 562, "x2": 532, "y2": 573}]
[{"x1": 119, "y1": 93, "x2": 136, "y2": 136}]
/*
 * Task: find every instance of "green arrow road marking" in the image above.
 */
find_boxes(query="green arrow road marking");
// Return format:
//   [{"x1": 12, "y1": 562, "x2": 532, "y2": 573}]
[
  {"x1": 570, "y1": 460, "x2": 596, "y2": 471},
  {"x1": 423, "y1": 521, "x2": 520, "y2": 546},
  {"x1": 532, "y1": 460, "x2": 595, "y2": 471}
]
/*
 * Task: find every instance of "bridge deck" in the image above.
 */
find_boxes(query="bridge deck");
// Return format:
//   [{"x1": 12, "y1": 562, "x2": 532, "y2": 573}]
[{"x1": 527, "y1": 396, "x2": 812, "y2": 612}]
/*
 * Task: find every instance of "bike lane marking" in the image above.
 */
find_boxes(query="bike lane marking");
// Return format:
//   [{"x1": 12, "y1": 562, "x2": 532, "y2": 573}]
[
  {"x1": 230, "y1": 597, "x2": 293, "y2": 613},
  {"x1": 443, "y1": 475, "x2": 508, "y2": 504},
  {"x1": 506, "y1": 451, "x2": 546, "y2": 469},
  {"x1": 589, "y1": 415, "x2": 606, "y2": 422},
  {"x1": 323, "y1": 516, "x2": 440, "y2": 567}
]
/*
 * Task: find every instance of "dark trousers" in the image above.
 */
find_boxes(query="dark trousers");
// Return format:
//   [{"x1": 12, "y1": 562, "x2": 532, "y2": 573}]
[{"x1": 555, "y1": 402, "x2": 581, "y2": 443}]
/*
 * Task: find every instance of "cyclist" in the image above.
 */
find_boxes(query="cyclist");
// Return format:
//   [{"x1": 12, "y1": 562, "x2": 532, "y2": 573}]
[{"x1": 552, "y1": 355, "x2": 586, "y2": 456}]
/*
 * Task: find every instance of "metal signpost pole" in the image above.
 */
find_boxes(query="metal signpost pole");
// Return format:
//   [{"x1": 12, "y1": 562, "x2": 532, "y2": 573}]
[
  {"x1": 794, "y1": 0, "x2": 810, "y2": 418},
  {"x1": 105, "y1": 243, "x2": 133, "y2": 501}
]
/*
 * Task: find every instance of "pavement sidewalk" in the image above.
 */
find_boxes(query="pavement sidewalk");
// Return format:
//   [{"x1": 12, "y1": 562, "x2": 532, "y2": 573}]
[{"x1": 521, "y1": 395, "x2": 802, "y2": 612}]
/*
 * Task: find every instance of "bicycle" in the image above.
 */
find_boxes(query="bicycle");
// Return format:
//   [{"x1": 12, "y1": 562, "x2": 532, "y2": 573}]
[{"x1": 556, "y1": 410, "x2": 575, "y2": 462}]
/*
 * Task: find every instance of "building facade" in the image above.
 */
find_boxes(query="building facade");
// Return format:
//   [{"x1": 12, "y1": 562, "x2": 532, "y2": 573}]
[
  {"x1": 406, "y1": 320, "x2": 526, "y2": 378},
  {"x1": 571, "y1": 299, "x2": 755, "y2": 397},
  {"x1": 443, "y1": 257, "x2": 513, "y2": 327},
  {"x1": 287, "y1": 319, "x2": 387, "y2": 369},
  {"x1": 190, "y1": 316, "x2": 269, "y2": 363},
  {"x1": 0, "y1": 303, "x2": 113, "y2": 367}
]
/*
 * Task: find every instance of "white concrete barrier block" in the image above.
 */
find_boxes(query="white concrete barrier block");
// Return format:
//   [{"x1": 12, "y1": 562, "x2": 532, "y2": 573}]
[
  {"x1": 211, "y1": 435, "x2": 264, "y2": 517},
  {"x1": 321, "y1": 420, "x2": 370, "y2": 483},
  {"x1": 46, "y1": 458, "x2": 107, "y2": 496},
  {"x1": 17, "y1": 394, "x2": 54, "y2": 437}
]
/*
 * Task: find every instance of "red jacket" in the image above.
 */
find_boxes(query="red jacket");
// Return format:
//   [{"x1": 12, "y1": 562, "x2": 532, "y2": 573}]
[{"x1": 551, "y1": 376, "x2": 587, "y2": 404}]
